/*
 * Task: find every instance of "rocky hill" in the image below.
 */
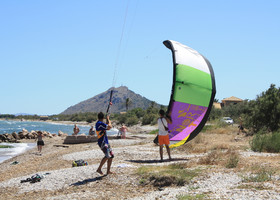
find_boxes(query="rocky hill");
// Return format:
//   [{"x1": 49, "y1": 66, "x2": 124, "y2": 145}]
[{"x1": 60, "y1": 86, "x2": 162, "y2": 114}]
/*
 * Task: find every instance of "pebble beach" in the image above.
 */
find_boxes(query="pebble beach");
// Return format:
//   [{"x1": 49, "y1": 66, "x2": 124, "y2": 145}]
[{"x1": 1, "y1": 125, "x2": 280, "y2": 200}]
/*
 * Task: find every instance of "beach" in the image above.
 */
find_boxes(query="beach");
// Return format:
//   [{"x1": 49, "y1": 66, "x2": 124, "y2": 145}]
[{"x1": 1, "y1": 125, "x2": 280, "y2": 200}]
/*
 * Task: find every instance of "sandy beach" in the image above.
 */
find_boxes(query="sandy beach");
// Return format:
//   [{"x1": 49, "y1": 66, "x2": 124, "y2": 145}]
[{"x1": 1, "y1": 125, "x2": 280, "y2": 200}]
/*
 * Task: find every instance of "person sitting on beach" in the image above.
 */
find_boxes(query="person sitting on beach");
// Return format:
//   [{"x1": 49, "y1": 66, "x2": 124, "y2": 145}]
[
  {"x1": 73, "y1": 124, "x2": 80, "y2": 135},
  {"x1": 158, "y1": 109, "x2": 172, "y2": 162},
  {"x1": 89, "y1": 125, "x2": 95, "y2": 136},
  {"x1": 95, "y1": 112, "x2": 114, "y2": 175},
  {"x1": 119, "y1": 124, "x2": 128, "y2": 139},
  {"x1": 35, "y1": 131, "x2": 44, "y2": 154}
]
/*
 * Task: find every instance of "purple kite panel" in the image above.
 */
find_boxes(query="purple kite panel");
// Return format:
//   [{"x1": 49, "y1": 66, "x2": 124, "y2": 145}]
[{"x1": 168, "y1": 101, "x2": 207, "y2": 141}]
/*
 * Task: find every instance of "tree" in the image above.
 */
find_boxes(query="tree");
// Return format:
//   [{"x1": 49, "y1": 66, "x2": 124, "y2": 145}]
[
  {"x1": 245, "y1": 84, "x2": 280, "y2": 133},
  {"x1": 125, "y1": 98, "x2": 132, "y2": 112}
]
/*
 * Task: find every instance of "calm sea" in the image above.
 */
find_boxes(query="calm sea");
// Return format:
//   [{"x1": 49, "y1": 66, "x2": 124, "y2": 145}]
[{"x1": 0, "y1": 120, "x2": 118, "y2": 135}]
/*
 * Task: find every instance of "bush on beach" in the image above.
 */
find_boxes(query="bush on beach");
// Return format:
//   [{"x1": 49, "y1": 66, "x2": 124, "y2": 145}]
[{"x1": 250, "y1": 131, "x2": 280, "y2": 153}]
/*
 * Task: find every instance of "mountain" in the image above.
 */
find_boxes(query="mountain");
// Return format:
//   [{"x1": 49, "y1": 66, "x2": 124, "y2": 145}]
[{"x1": 60, "y1": 86, "x2": 163, "y2": 115}]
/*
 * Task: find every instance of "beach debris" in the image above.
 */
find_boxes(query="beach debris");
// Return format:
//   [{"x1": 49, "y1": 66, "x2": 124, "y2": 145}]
[
  {"x1": 53, "y1": 144, "x2": 69, "y2": 148},
  {"x1": 72, "y1": 159, "x2": 88, "y2": 167},
  {"x1": 20, "y1": 173, "x2": 51, "y2": 184},
  {"x1": 20, "y1": 174, "x2": 43, "y2": 184},
  {"x1": 10, "y1": 161, "x2": 19, "y2": 165}
]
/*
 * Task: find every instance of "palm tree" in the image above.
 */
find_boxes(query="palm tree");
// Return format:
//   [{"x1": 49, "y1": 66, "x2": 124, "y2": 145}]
[{"x1": 125, "y1": 98, "x2": 132, "y2": 112}]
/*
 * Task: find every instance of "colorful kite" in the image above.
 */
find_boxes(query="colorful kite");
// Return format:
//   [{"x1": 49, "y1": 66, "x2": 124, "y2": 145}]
[{"x1": 163, "y1": 40, "x2": 216, "y2": 148}]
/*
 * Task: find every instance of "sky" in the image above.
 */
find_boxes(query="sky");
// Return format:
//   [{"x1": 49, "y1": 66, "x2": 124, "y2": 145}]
[{"x1": 0, "y1": 0, "x2": 279, "y2": 115}]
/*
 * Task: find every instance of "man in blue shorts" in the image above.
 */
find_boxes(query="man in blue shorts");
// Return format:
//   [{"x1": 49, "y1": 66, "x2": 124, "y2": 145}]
[{"x1": 95, "y1": 112, "x2": 114, "y2": 175}]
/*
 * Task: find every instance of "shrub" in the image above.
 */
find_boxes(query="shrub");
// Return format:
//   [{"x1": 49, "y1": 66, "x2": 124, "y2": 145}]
[
  {"x1": 126, "y1": 115, "x2": 139, "y2": 126},
  {"x1": 225, "y1": 151, "x2": 239, "y2": 168},
  {"x1": 209, "y1": 106, "x2": 222, "y2": 121},
  {"x1": 250, "y1": 131, "x2": 280, "y2": 153},
  {"x1": 242, "y1": 167, "x2": 275, "y2": 182},
  {"x1": 142, "y1": 113, "x2": 157, "y2": 125},
  {"x1": 137, "y1": 164, "x2": 199, "y2": 187},
  {"x1": 198, "y1": 150, "x2": 221, "y2": 165}
]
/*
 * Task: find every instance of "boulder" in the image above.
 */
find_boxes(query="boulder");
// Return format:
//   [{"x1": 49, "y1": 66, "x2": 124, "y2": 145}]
[
  {"x1": 58, "y1": 131, "x2": 64, "y2": 136},
  {"x1": 3, "y1": 133, "x2": 16, "y2": 142},
  {"x1": 0, "y1": 134, "x2": 7, "y2": 142},
  {"x1": 27, "y1": 132, "x2": 34, "y2": 139},
  {"x1": 12, "y1": 132, "x2": 20, "y2": 140},
  {"x1": 18, "y1": 129, "x2": 29, "y2": 139},
  {"x1": 31, "y1": 131, "x2": 38, "y2": 137},
  {"x1": 58, "y1": 131, "x2": 68, "y2": 137},
  {"x1": 42, "y1": 131, "x2": 48, "y2": 137}
]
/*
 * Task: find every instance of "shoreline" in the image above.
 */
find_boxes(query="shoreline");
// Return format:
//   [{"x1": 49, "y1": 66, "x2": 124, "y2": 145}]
[
  {"x1": 1, "y1": 126, "x2": 279, "y2": 199},
  {"x1": 0, "y1": 142, "x2": 36, "y2": 164}
]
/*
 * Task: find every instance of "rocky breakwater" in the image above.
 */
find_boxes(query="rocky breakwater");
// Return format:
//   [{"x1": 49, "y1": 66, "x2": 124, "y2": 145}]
[{"x1": 0, "y1": 129, "x2": 68, "y2": 143}]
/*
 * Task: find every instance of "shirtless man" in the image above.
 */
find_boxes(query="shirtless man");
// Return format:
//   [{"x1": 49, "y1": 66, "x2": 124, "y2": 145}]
[{"x1": 73, "y1": 124, "x2": 80, "y2": 135}]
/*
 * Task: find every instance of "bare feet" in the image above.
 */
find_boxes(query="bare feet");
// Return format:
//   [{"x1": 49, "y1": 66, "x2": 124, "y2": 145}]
[
  {"x1": 96, "y1": 169, "x2": 104, "y2": 175},
  {"x1": 106, "y1": 171, "x2": 115, "y2": 175}
]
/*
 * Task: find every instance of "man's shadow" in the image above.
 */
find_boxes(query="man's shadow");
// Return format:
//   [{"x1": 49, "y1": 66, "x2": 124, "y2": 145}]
[
  {"x1": 126, "y1": 158, "x2": 189, "y2": 164},
  {"x1": 70, "y1": 175, "x2": 106, "y2": 186}
]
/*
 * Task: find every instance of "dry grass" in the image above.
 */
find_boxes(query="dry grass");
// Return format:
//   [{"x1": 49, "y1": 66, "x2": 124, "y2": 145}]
[{"x1": 137, "y1": 163, "x2": 201, "y2": 187}]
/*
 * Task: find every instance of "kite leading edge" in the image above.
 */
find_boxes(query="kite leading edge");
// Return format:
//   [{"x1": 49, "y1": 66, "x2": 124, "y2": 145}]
[{"x1": 163, "y1": 40, "x2": 216, "y2": 148}]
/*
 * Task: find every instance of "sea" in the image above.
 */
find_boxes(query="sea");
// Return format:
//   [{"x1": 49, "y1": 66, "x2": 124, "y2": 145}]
[{"x1": 0, "y1": 120, "x2": 119, "y2": 163}]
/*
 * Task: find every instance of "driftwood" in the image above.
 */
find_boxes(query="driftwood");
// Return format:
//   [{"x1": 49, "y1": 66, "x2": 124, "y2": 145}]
[{"x1": 53, "y1": 144, "x2": 69, "y2": 148}]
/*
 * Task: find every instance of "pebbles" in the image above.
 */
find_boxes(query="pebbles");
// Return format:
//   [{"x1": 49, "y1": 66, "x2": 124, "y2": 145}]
[{"x1": 1, "y1": 131, "x2": 280, "y2": 199}]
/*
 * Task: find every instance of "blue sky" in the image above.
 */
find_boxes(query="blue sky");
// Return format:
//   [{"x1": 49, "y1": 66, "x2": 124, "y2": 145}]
[{"x1": 0, "y1": 0, "x2": 279, "y2": 115}]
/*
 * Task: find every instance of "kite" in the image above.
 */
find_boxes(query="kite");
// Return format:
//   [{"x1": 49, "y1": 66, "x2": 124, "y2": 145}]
[{"x1": 163, "y1": 40, "x2": 216, "y2": 148}]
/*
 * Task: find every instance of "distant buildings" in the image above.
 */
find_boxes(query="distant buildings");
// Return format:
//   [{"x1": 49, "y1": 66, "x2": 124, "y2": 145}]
[
  {"x1": 214, "y1": 96, "x2": 243, "y2": 109},
  {"x1": 39, "y1": 116, "x2": 49, "y2": 121}
]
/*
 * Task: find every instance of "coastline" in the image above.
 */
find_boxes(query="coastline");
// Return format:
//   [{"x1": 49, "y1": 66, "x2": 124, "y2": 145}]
[
  {"x1": 1, "y1": 127, "x2": 280, "y2": 200},
  {"x1": 0, "y1": 142, "x2": 36, "y2": 164}
]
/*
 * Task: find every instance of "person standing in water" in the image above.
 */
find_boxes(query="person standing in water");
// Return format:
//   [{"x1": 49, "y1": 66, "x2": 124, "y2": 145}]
[
  {"x1": 157, "y1": 109, "x2": 172, "y2": 161},
  {"x1": 73, "y1": 124, "x2": 80, "y2": 135},
  {"x1": 95, "y1": 112, "x2": 114, "y2": 175},
  {"x1": 35, "y1": 131, "x2": 44, "y2": 154},
  {"x1": 120, "y1": 124, "x2": 128, "y2": 139}
]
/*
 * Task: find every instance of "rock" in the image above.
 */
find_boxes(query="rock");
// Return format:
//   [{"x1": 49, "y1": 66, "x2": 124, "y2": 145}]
[
  {"x1": 12, "y1": 132, "x2": 20, "y2": 140},
  {"x1": 18, "y1": 129, "x2": 29, "y2": 139},
  {"x1": 58, "y1": 131, "x2": 68, "y2": 137},
  {"x1": 58, "y1": 131, "x2": 64, "y2": 136},
  {"x1": 31, "y1": 131, "x2": 37, "y2": 137},
  {"x1": 4, "y1": 133, "x2": 14, "y2": 141},
  {"x1": 27, "y1": 133, "x2": 34, "y2": 139},
  {"x1": 42, "y1": 131, "x2": 48, "y2": 137},
  {"x1": 0, "y1": 134, "x2": 7, "y2": 141},
  {"x1": 22, "y1": 128, "x2": 28, "y2": 133}
]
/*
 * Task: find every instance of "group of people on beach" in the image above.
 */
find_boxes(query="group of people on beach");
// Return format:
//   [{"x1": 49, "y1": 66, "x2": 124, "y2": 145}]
[
  {"x1": 72, "y1": 123, "x2": 128, "y2": 139},
  {"x1": 94, "y1": 107, "x2": 172, "y2": 175},
  {"x1": 33, "y1": 104, "x2": 173, "y2": 176}
]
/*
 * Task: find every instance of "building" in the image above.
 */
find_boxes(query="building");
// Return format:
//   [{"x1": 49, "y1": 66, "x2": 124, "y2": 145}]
[
  {"x1": 213, "y1": 102, "x2": 222, "y2": 109},
  {"x1": 221, "y1": 96, "x2": 243, "y2": 107},
  {"x1": 40, "y1": 116, "x2": 49, "y2": 121}
]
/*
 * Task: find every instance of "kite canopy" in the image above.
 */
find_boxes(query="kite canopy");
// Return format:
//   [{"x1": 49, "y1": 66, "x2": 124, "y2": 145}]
[{"x1": 163, "y1": 40, "x2": 216, "y2": 148}]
